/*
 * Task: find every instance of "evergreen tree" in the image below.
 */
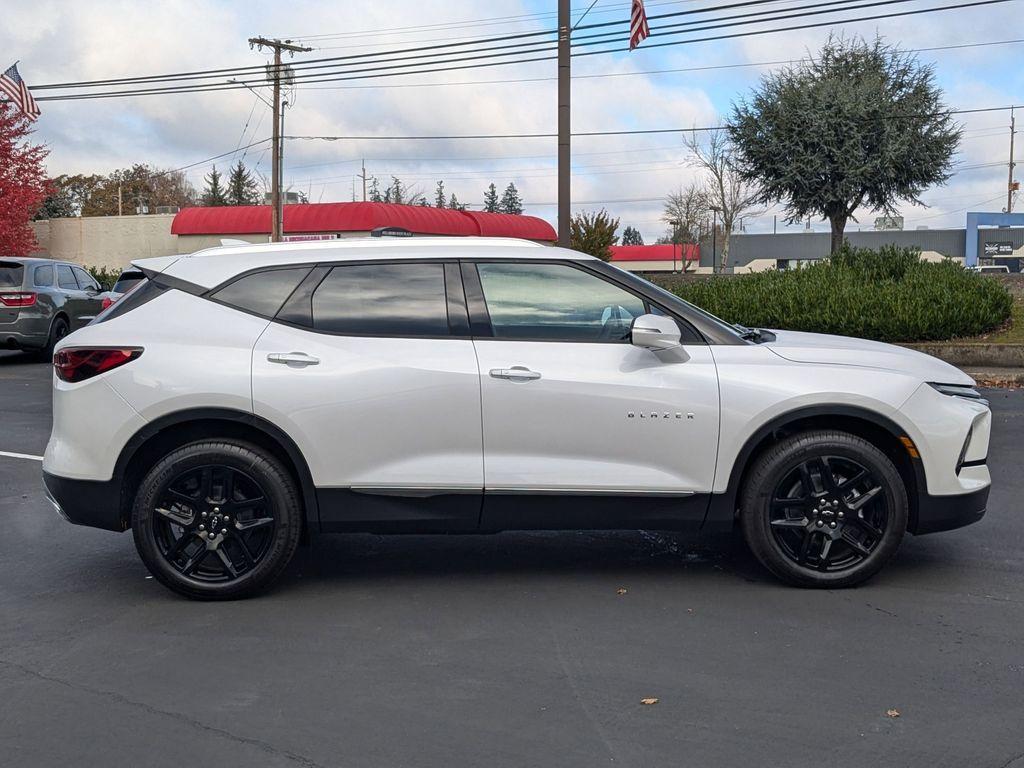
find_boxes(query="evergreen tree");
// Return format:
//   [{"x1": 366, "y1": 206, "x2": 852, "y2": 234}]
[
  {"x1": 201, "y1": 165, "x2": 228, "y2": 206},
  {"x1": 498, "y1": 182, "x2": 523, "y2": 215},
  {"x1": 434, "y1": 180, "x2": 446, "y2": 208},
  {"x1": 369, "y1": 177, "x2": 382, "y2": 203},
  {"x1": 483, "y1": 183, "x2": 499, "y2": 213},
  {"x1": 448, "y1": 193, "x2": 466, "y2": 211},
  {"x1": 730, "y1": 34, "x2": 959, "y2": 253},
  {"x1": 621, "y1": 225, "x2": 644, "y2": 245},
  {"x1": 226, "y1": 161, "x2": 260, "y2": 206}
]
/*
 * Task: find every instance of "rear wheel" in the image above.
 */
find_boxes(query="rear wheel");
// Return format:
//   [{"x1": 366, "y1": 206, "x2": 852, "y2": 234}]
[
  {"x1": 131, "y1": 440, "x2": 302, "y2": 600},
  {"x1": 40, "y1": 316, "x2": 69, "y2": 360},
  {"x1": 740, "y1": 430, "x2": 908, "y2": 588}
]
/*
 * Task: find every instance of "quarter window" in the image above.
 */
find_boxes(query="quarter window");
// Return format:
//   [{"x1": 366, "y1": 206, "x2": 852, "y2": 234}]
[
  {"x1": 33, "y1": 264, "x2": 54, "y2": 287},
  {"x1": 311, "y1": 263, "x2": 450, "y2": 336},
  {"x1": 212, "y1": 267, "x2": 311, "y2": 318},
  {"x1": 476, "y1": 262, "x2": 647, "y2": 342},
  {"x1": 56, "y1": 265, "x2": 78, "y2": 290}
]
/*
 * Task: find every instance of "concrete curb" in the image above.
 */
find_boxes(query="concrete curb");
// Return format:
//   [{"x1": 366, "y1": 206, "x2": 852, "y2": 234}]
[{"x1": 901, "y1": 342, "x2": 1024, "y2": 368}]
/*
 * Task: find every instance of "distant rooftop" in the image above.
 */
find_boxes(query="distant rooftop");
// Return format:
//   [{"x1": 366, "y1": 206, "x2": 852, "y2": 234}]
[{"x1": 171, "y1": 201, "x2": 557, "y2": 242}]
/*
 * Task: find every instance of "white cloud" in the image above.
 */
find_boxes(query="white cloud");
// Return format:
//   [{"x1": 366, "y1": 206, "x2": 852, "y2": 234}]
[{"x1": 3, "y1": 0, "x2": 1021, "y2": 242}]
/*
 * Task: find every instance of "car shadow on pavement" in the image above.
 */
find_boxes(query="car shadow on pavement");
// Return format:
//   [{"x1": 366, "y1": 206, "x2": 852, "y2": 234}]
[
  {"x1": 0, "y1": 350, "x2": 46, "y2": 367},
  {"x1": 275, "y1": 529, "x2": 773, "y2": 593}
]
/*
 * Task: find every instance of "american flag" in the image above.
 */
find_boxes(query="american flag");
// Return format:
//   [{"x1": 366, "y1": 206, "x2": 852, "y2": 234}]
[
  {"x1": 0, "y1": 63, "x2": 41, "y2": 121},
  {"x1": 629, "y1": 0, "x2": 651, "y2": 50}
]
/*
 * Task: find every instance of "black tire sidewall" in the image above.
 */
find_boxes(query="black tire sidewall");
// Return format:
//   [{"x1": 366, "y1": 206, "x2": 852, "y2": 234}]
[
  {"x1": 42, "y1": 317, "x2": 69, "y2": 359},
  {"x1": 741, "y1": 431, "x2": 908, "y2": 588},
  {"x1": 132, "y1": 440, "x2": 302, "y2": 600}
]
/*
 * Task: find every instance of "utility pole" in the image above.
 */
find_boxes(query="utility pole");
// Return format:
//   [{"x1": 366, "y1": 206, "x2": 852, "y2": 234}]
[
  {"x1": 359, "y1": 159, "x2": 368, "y2": 202},
  {"x1": 1008, "y1": 108, "x2": 1017, "y2": 214},
  {"x1": 248, "y1": 37, "x2": 311, "y2": 242},
  {"x1": 557, "y1": 0, "x2": 571, "y2": 247}
]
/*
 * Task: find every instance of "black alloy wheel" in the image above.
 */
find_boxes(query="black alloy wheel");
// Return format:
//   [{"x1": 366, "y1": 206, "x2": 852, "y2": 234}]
[
  {"x1": 741, "y1": 430, "x2": 908, "y2": 588},
  {"x1": 768, "y1": 455, "x2": 888, "y2": 572},
  {"x1": 132, "y1": 440, "x2": 302, "y2": 600},
  {"x1": 152, "y1": 465, "x2": 275, "y2": 582}
]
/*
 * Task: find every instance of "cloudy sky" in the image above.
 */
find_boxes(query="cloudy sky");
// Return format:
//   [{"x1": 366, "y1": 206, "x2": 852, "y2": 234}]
[{"x1": 4, "y1": 0, "x2": 1023, "y2": 241}]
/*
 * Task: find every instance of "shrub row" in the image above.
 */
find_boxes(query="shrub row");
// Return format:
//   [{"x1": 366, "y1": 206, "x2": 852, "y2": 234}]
[{"x1": 662, "y1": 244, "x2": 1013, "y2": 342}]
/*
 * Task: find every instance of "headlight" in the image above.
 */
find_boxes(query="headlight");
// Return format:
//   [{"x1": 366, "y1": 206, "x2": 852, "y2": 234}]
[{"x1": 928, "y1": 382, "x2": 988, "y2": 406}]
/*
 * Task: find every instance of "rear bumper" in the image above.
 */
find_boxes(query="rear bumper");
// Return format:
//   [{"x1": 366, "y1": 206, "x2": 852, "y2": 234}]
[
  {"x1": 0, "y1": 327, "x2": 48, "y2": 350},
  {"x1": 42, "y1": 470, "x2": 127, "y2": 532},
  {"x1": 911, "y1": 485, "x2": 989, "y2": 535}
]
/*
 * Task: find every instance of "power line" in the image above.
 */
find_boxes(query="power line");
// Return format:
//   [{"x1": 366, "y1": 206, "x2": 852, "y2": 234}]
[
  {"x1": 297, "y1": 37, "x2": 1024, "y2": 91},
  {"x1": 33, "y1": 0, "x2": 1015, "y2": 100},
  {"x1": 280, "y1": 105, "x2": 1022, "y2": 143}
]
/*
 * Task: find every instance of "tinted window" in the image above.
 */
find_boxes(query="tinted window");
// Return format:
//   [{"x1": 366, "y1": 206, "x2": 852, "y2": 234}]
[
  {"x1": 72, "y1": 266, "x2": 99, "y2": 291},
  {"x1": 113, "y1": 271, "x2": 145, "y2": 293},
  {"x1": 312, "y1": 263, "x2": 449, "y2": 336},
  {"x1": 33, "y1": 264, "x2": 54, "y2": 287},
  {"x1": 0, "y1": 261, "x2": 24, "y2": 288},
  {"x1": 91, "y1": 278, "x2": 165, "y2": 325},
  {"x1": 56, "y1": 264, "x2": 78, "y2": 290},
  {"x1": 477, "y1": 262, "x2": 646, "y2": 342},
  {"x1": 212, "y1": 268, "x2": 310, "y2": 317}
]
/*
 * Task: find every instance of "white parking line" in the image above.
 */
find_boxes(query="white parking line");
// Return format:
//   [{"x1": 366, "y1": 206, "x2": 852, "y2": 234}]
[{"x1": 0, "y1": 451, "x2": 43, "y2": 462}]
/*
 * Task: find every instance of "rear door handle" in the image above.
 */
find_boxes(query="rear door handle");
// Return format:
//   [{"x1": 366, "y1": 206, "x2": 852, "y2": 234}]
[
  {"x1": 489, "y1": 366, "x2": 542, "y2": 381},
  {"x1": 267, "y1": 352, "x2": 320, "y2": 367}
]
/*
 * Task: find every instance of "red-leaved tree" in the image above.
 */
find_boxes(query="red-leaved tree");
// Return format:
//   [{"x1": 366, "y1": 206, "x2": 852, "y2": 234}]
[{"x1": 0, "y1": 103, "x2": 50, "y2": 256}]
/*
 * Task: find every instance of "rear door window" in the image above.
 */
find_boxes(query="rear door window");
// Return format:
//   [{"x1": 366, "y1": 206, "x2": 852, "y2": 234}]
[
  {"x1": 0, "y1": 261, "x2": 24, "y2": 288},
  {"x1": 310, "y1": 262, "x2": 450, "y2": 337},
  {"x1": 56, "y1": 264, "x2": 78, "y2": 290},
  {"x1": 33, "y1": 264, "x2": 54, "y2": 287}
]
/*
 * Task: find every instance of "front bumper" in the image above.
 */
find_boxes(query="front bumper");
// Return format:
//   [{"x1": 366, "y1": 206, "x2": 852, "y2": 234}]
[
  {"x1": 43, "y1": 470, "x2": 127, "y2": 532},
  {"x1": 912, "y1": 484, "x2": 989, "y2": 535}
]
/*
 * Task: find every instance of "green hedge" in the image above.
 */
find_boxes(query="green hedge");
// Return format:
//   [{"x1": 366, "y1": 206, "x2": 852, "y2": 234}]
[
  {"x1": 86, "y1": 266, "x2": 120, "y2": 291},
  {"x1": 665, "y1": 244, "x2": 1013, "y2": 342}
]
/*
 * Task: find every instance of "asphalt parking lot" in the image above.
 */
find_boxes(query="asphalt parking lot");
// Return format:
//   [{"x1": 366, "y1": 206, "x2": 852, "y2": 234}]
[{"x1": 1, "y1": 350, "x2": 1023, "y2": 768}]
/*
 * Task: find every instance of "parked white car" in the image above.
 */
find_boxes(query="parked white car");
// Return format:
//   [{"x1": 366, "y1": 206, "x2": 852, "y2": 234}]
[{"x1": 43, "y1": 238, "x2": 991, "y2": 599}]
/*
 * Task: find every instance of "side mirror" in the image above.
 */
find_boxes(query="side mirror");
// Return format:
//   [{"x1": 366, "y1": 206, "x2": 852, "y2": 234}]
[{"x1": 631, "y1": 314, "x2": 682, "y2": 350}]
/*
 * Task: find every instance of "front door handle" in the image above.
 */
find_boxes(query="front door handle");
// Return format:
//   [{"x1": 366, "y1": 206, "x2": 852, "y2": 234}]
[
  {"x1": 267, "y1": 352, "x2": 320, "y2": 367},
  {"x1": 489, "y1": 366, "x2": 541, "y2": 381}
]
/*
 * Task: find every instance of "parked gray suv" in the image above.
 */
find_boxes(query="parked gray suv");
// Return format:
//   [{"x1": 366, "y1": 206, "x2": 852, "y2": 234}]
[{"x1": 0, "y1": 258, "x2": 106, "y2": 356}]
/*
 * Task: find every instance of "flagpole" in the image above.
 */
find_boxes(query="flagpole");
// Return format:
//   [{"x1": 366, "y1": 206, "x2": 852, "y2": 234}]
[{"x1": 557, "y1": 0, "x2": 571, "y2": 247}]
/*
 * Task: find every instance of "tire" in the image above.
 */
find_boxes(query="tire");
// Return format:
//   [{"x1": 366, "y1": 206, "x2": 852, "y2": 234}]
[
  {"x1": 740, "y1": 430, "x2": 908, "y2": 588},
  {"x1": 40, "y1": 316, "x2": 69, "y2": 360},
  {"x1": 131, "y1": 440, "x2": 303, "y2": 600}
]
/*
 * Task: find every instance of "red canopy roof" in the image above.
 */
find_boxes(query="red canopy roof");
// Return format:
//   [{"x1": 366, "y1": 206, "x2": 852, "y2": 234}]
[
  {"x1": 609, "y1": 244, "x2": 699, "y2": 262},
  {"x1": 171, "y1": 202, "x2": 556, "y2": 241}
]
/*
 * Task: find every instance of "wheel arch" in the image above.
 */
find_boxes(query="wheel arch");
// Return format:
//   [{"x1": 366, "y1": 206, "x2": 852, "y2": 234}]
[
  {"x1": 705, "y1": 404, "x2": 926, "y2": 533},
  {"x1": 113, "y1": 408, "x2": 319, "y2": 535}
]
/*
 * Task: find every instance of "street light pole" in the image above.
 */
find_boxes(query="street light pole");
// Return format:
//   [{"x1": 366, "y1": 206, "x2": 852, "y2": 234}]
[
  {"x1": 669, "y1": 218, "x2": 681, "y2": 273},
  {"x1": 710, "y1": 206, "x2": 721, "y2": 273}
]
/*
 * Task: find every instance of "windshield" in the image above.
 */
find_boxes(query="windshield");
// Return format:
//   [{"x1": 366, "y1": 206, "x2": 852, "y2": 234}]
[
  {"x1": 0, "y1": 261, "x2": 24, "y2": 288},
  {"x1": 602, "y1": 263, "x2": 747, "y2": 342}
]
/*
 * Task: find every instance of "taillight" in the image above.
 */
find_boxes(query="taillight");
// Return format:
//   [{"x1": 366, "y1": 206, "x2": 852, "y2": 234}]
[
  {"x1": 0, "y1": 292, "x2": 36, "y2": 307},
  {"x1": 53, "y1": 347, "x2": 143, "y2": 383}
]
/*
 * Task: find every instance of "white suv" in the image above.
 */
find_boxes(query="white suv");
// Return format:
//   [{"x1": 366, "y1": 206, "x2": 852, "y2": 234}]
[{"x1": 42, "y1": 238, "x2": 991, "y2": 599}]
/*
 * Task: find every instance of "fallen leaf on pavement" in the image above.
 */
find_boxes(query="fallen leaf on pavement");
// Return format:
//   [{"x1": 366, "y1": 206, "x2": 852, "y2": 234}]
[
  {"x1": 886, "y1": 709, "x2": 900, "y2": 718},
  {"x1": 617, "y1": 587, "x2": 628, "y2": 595},
  {"x1": 640, "y1": 698, "x2": 659, "y2": 705}
]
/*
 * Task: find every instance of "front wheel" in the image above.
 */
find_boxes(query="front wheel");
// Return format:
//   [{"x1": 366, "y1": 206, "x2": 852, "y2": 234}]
[
  {"x1": 740, "y1": 430, "x2": 908, "y2": 588},
  {"x1": 131, "y1": 440, "x2": 303, "y2": 600}
]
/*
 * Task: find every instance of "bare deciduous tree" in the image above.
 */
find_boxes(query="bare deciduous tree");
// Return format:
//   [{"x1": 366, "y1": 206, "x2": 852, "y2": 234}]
[
  {"x1": 661, "y1": 181, "x2": 708, "y2": 244},
  {"x1": 684, "y1": 128, "x2": 761, "y2": 270}
]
